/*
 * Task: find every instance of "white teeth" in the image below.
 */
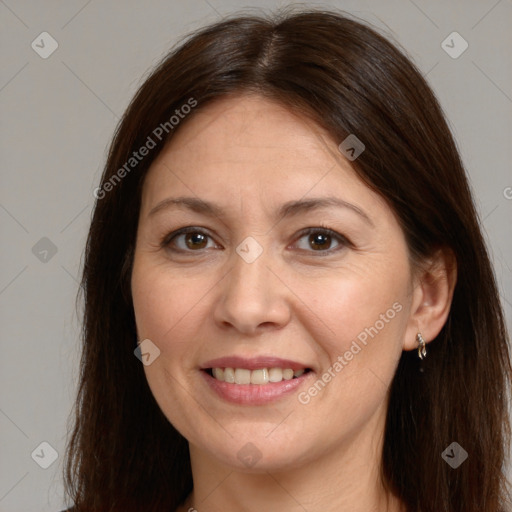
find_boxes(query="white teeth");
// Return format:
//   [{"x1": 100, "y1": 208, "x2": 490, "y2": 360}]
[
  {"x1": 282, "y1": 369, "x2": 294, "y2": 380},
  {"x1": 251, "y1": 368, "x2": 269, "y2": 384},
  {"x1": 234, "y1": 368, "x2": 251, "y2": 384},
  {"x1": 268, "y1": 368, "x2": 283, "y2": 382},
  {"x1": 213, "y1": 368, "x2": 224, "y2": 380},
  {"x1": 224, "y1": 367, "x2": 235, "y2": 383},
  {"x1": 210, "y1": 367, "x2": 308, "y2": 384}
]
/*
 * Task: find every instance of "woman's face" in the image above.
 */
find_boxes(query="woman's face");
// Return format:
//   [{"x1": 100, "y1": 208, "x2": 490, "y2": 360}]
[{"x1": 131, "y1": 94, "x2": 418, "y2": 471}]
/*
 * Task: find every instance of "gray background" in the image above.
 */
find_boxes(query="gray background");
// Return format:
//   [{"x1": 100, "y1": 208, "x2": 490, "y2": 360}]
[{"x1": 1, "y1": 0, "x2": 511, "y2": 510}]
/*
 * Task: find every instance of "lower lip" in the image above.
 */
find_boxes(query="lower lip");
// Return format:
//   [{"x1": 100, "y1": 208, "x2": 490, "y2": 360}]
[{"x1": 201, "y1": 370, "x2": 312, "y2": 405}]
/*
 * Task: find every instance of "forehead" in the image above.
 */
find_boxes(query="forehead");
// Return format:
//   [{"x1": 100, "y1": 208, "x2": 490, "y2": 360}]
[
  {"x1": 159, "y1": 95, "x2": 339, "y2": 170},
  {"x1": 140, "y1": 94, "x2": 384, "y2": 217}
]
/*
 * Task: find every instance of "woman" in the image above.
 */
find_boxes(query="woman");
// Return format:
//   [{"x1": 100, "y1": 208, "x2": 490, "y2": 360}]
[{"x1": 63, "y1": 8, "x2": 512, "y2": 512}]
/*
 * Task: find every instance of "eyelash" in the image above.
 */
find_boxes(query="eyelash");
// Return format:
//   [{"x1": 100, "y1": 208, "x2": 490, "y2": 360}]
[{"x1": 160, "y1": 224, "x2": 352, "y2": 256}]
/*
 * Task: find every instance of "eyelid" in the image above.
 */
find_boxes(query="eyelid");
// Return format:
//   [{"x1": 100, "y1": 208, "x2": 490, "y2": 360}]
[
  {"x1": 161, "y1": 225, "x2": 352, "y2": 254},
  {"x1": 161, "y1": 226, "x2": 217, "y2": 249},
  {"x1": 291, "y1": 226, "x2": 352, "y2": 254}
]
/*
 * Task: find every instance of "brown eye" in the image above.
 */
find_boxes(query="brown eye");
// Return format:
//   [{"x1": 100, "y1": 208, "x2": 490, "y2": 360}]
[
  {"x1": 163, "y1": 228, "x2": 216, "y2": 252},
  {"x1": 308, "y1": 232, "x2": 332, "y2": 251},
  {"x1": 183, "y1": 232, "x2": 208, "y2": 250},
  {"x1": 293, "y1": 227, "x2": 349, "y2": 254}
]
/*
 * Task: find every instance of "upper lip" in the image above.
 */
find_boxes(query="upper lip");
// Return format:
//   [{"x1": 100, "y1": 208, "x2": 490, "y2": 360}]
[{"x1": 201, "y1": 356, "x2": 311, "y2": 371}]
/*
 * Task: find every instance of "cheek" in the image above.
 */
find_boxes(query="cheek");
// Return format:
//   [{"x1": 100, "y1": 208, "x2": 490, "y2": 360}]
[
  {"x1": 131, "y1": 260, "x2": 207, "y2": 433},
  {"x1": 131, "y1": 258, "x2": 199, "y2": 342},
  {"x1": 291, "y1": 270, "x2": 408, "y2": 431},
  {"x1": 304, "y1": 262, "x2": 409, "y2": 355},
  {"x1": 294, "y1": 263, "x2": 410, "y2": 421},
  {"x1": 130, "y1": 261, "x2": 203, "y2": 401}
]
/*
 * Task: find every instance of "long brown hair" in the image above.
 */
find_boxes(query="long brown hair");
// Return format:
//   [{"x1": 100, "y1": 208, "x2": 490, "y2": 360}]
[{"x1": 64, "y1": 8, "x2": 512, "y2": 512}]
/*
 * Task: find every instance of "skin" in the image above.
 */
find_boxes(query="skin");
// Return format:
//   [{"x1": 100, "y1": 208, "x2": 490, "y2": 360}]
[{"x1": 131, "y1": 94, "x2": 456, "y2": 512}]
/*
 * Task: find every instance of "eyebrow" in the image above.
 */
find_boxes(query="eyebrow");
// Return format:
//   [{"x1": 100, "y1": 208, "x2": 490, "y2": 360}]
[{"x1": 148, "y1": 195, "x2": 374, "y2": 227}]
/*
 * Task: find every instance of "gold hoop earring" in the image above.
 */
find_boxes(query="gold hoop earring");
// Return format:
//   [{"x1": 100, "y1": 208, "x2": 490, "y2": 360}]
[{"x1": 417, "y1": 332, "x2": 427, "y2": 360}]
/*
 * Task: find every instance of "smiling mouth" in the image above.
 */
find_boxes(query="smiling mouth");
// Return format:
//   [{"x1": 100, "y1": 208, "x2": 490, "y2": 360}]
[{"x1": 204, "y1": 367, "x2": 312, "y2": 384}]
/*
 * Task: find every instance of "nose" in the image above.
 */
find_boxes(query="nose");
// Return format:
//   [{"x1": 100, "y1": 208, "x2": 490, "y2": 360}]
[{"x1": 213, "y1": 245, "x2": 292, "y2": 335}]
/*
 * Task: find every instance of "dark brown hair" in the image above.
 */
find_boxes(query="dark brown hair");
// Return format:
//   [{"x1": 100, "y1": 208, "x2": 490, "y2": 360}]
[{"x1": 64, "y1": 8, "x2": 512, "y2": 512}]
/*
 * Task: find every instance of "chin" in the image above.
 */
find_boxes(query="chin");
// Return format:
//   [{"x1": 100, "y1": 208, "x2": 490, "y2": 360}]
[{"x1": 191, "y1": 427, "x2": 318, "y2": 473}]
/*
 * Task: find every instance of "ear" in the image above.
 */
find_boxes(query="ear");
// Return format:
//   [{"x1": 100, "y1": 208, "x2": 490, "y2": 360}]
[{"x1": 403, "y1": 247, "x2": 457, "y2": 351}]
